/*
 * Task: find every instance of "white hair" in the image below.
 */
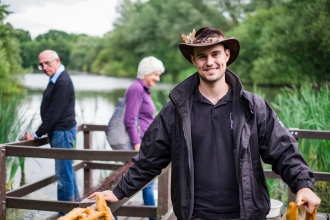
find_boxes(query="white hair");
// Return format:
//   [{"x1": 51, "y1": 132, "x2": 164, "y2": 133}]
[
  {"x1": 39, "y1": 50, "x2": 59, "y2": 60},
  {"x1": 137, "y1": 56, "x2": 165, "y2": 79}
]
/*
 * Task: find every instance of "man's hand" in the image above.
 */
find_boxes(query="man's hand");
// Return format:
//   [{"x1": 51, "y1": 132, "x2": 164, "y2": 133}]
[
  {"x1": 296, "y1": 188, "x2": 321, "y2": 214},
  {"x1": 87, "y1": 190, "x2": 119, "y2": 202},
  {"x1": 24, "y1": 133, "x2": 35, "y2": 140}
]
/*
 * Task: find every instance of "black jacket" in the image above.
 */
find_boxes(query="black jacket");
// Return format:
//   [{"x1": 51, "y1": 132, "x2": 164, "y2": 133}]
[
  {"x1": 113, "y1": 70, "x2": 314, "y2": 220},
  {"x1": 36, "y1": 70, "x2": 76, "y2": 137}
]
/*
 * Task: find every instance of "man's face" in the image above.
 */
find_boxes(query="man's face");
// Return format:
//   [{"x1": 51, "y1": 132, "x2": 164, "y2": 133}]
[
  {"x1": 38, "y1": 52, "x2": 60, "y2": 77},
  {"x1": 143, "y1": 71, "x2": 161, "y2": 87},
  {"x1": 191, "y1": 44, "x2": 230, "y2": 84}
]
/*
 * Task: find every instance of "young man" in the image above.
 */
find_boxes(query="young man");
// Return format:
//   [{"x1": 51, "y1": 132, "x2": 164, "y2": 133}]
[
  {"x1": 88, "y1": 27, "x2": 320, "y2": 220},
  {"x1": 25, "y1": 50, "x2": 79, "y2": 216}
]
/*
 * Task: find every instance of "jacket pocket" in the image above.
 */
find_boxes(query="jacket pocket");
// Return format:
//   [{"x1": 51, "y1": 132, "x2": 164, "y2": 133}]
[{"x1": 252, "y1": 170, "x2": 270, "y2": 216}]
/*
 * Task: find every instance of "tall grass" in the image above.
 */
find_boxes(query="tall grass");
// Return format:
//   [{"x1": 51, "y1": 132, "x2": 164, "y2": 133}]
[
  {"x1": 0, "y1": 91, "x2": 33, "y2": 191},
  {"x1": 268, "y1": 84, "x2": 330, "y2": 212},
  {"x1": 151, "y1": 89, "x2": 170, "y2": 113}
]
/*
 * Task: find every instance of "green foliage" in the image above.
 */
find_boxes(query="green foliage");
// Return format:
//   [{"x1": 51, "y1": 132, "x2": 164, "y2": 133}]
[
  {"x1": 0, "y1": 93, "x2": 23, "y2": 143},
  {"x1": 0, "y1": 3, "x2": 24, "y2": 95},
  {"x1": 205, "y1": 0, "x2": 286, "y2": 26},
  {"x1": 94, "y1": 0, "x2": 230, "y2": 81},
  {"x1": 267, "y1": 84, "x2": 330, "y2": 212},
  {"x1": 272, "y1": 84, "x2": 330, "y2": 171},
  {"x1": 4, "y1": 0, "x2": 329, "y2": 86},
  {"x1": 69, "y1": 35, "x2": 102, "y2": 72},
  {"x1": 0, "y1": 0, "x2": 10, "y2": 21},
  {"x1": 177, "y1": 67, "x2": 196, "y2": 82},
  {"x1": 12, "y1": 29, "x2": 32, "y2": 43},
  {"x1": 18, "y1": 30, "x2": 86, "y2": 70},
  {"x1": 35, "y1": 29, "x2": 71, "y2": 41},
  {"x1": 0, "y1": 91, "x2": 27, "y2": 190},
  {"x1": 229, "y1": 0, "x2": 330, "y2": 85},
  {"x1": 151, "y1": 89, "x2": 170, "y2": 114}
]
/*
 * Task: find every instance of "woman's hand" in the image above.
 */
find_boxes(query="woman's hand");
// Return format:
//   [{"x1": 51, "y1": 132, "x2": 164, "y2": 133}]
[
  {"x1": 87, "y1": 190, "x2": 119, "y2": 202},
  {"x1": 134, "y1": 143, "x2": 141, "y2": 151}
]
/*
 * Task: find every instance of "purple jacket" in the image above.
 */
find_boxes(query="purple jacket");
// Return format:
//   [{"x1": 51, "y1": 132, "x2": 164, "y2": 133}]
[{"x1": 124, "y1": 79, "x2": 156, "y2": 146}]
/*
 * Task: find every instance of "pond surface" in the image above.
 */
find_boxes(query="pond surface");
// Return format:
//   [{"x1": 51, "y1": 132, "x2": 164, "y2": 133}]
[{"x1": 8, "y1": 73, "x2": 282, "y2": 219}]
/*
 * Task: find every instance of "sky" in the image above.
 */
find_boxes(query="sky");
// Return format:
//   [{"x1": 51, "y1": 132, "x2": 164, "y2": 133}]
[{"x1": 3, "y1": 0, "x2": 120, "y2": 39}]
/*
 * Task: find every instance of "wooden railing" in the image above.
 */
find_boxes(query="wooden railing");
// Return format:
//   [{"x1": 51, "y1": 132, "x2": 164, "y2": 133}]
[
  {"x1": 0, "y1": 125, "x2": 329, "y2": 219},
  {"x1": 0, "y1": 124, "x2": 171, "y2": 220}
]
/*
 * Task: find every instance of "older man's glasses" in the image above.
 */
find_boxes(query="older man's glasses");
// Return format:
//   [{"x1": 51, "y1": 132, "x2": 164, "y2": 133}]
[{"x1": 38, "y1": 59, "x2": 56, "y2": 70}]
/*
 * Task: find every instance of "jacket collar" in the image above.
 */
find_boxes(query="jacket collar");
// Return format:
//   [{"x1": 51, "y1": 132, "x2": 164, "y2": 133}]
[{"x1": 169, "y1": 69, "x2": 244, "y2": 106}]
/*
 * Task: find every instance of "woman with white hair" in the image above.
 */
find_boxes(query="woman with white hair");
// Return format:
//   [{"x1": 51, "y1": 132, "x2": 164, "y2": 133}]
[{"x1": 124, "y1": 56, "x2": 165, "y2": 219}]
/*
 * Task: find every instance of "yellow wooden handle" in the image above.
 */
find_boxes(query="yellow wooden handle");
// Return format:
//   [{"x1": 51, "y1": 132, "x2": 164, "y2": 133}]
[{"x1": 285, "y1": 201, "x2": 317, "y2": 220}]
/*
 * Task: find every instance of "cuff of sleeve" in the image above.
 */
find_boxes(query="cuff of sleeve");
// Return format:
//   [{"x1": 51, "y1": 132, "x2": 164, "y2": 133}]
[
  {"x1": 112, "y1": 186, "x2": 126, "y2": 200},
  {"x1": 294, "y1": 180, "x2": 314, "y2": 194},
  {"x1": 33, "y1": 133, "x2": 39, "y2": 139}
]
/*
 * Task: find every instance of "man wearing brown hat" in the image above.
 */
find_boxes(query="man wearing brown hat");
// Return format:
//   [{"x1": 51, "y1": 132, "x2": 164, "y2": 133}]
[{"x1": 88, "y1": 27, "x2": 320, "y2": 220}]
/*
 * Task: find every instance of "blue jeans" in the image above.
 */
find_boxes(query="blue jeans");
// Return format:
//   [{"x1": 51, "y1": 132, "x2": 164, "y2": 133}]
[
  {"x1": 143, "y1": 181, "x2": 156, "y2": 220},
  {"x1": 48, "y1": 126, "x2": 79, "y2": 215}
]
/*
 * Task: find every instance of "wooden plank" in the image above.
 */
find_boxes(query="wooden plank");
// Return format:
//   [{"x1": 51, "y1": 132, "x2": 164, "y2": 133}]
[
  {"x1": 5, "y1": 146, "x2": 138, "y2": 161},
  {"x1": 161, "y1": 207, "x2": 176, "y2": 220},
  {"x1": 6, "y1": 162, "x2": 83, "y2": 197},
  {"x1": 83, "y1": 162, "x2": 124, "y2": 170},
  {"x1": 6, "y1": 197, "x2": 80, "y2": 212},
  {"x1": 289, "y1": 129, "x2": 330, "y2": 140},
  {"x1": 7, "y1": 137, "x2": 49, "y2": 147},
  {"x1": 79, "y1": 124, "x2": 107, "y2": 132},
  {"x1": 114, "y1": 205, "x2": 156, "y2": 218}
]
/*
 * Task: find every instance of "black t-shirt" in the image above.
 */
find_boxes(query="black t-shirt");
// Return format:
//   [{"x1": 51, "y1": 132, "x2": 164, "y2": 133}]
[{"x1": 191, "y1": 85, "x2": 240, "y2": 219}]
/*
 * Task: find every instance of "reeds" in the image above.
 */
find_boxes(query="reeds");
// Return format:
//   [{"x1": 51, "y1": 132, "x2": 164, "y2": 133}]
[
  {"x1": 272, "y1": 84, "x2": 330, "y2": 171},
  {"x1": 268, "y1": 84, "x2": 330, "y2": 212},
  {"x1": 0, "y1": 91, "x2": 32, "y2": 190}
]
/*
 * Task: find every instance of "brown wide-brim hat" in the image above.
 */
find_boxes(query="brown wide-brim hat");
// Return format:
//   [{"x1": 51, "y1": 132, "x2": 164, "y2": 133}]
[{"x1": 178, "y1": 27, "x2": 240, "y2": 66}]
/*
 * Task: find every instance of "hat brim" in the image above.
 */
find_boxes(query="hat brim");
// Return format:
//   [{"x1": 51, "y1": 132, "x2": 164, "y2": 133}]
[{"x1": 178, "y1": 38, "x2": 240, "y2": 66}]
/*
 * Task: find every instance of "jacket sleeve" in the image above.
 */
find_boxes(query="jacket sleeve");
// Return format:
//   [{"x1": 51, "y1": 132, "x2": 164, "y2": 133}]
[
  {"x1": 258, "y1": 99, "x2": 314, "y2": 194},
  {"x1": 113, "y1": 103, "x2": 173, "y2": 199}
]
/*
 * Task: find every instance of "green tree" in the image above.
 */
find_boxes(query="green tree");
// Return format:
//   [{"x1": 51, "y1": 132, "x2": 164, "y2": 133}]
[
  {"x1": 12, "y1": 29, "x2": 33, "y2": 69},
  {"x1": 13, "y1": 29, "x2": 32, "y2": 43},
  {"x1": 0, "y1": 1, "x2": 24, "y2": 95},
  {"x1": 19, "y1": 30, "x2": 82, "y2": 70},
  {"x1": 69, "y1": 35, "x2": 102, "y2": 73},
  {"x1": 205, "y1": 0, "x2": 286, "y2": 26},
  {"x1": 95, "y1": 0, "x2": 230, "y2": 81},
  {"x1": 228, "y1": 0, "x2": 330, "y2": 85}
]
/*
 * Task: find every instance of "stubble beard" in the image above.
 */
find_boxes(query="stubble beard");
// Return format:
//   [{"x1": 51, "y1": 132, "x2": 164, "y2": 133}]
[{"x1": 198, "y1": 70, "x2": 225, "y2": 86}]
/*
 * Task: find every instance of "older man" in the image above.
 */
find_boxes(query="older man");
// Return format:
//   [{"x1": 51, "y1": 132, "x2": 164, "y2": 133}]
[
  {"x1": 88, "y1": 27, "x2": 320, "y2": 220},
  {"x1": 25, "y1": 50, "x2": 79, "y2": 216}
]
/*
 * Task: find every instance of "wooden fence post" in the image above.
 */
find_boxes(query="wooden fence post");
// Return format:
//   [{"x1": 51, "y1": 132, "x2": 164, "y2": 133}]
[
  {"x1": 83, "y1": 125, "x2": 93, "y2": 194},
  {"x1": 0, "y1": 145, "x2": 7, "y2": 219},
  {"x1": 157, "y1": 167, "x2": 172, "y2": 219}
]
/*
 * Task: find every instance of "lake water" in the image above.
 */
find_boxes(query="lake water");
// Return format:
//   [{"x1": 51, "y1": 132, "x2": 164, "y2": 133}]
[{"x1": 8, "y1": 73, "x2": 281, "y2": 219}]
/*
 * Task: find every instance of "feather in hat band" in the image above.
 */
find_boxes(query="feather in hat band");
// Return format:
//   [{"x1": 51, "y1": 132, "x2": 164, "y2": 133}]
[{"x1": 181, "y1": 29, "x2": 225, "y2": 44}]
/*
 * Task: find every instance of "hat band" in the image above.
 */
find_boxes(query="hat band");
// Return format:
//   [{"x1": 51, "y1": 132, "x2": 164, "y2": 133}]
[{"x1": 193, "y1": 36, "x2": 224, "y2": 44}]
